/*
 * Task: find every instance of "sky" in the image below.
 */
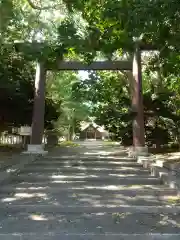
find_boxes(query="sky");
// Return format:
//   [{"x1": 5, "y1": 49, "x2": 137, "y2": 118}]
[{"x1": 78, "y1": 70, "x2": 89, "y2": 80}]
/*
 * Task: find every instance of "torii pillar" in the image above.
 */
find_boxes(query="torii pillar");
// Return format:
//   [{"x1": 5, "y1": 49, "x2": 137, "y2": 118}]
[
  {"x1": 24, "y1": 61, "x2": 47, "y2": 154},
  {"x1": 131, "y1": 44, "x2": 147, "y2": 156}
]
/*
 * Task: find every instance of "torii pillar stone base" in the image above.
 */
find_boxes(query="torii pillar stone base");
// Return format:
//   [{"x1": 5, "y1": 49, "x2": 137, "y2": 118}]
[{"x1": 23, "y1": 144, "x2": 48, "y2": 155}]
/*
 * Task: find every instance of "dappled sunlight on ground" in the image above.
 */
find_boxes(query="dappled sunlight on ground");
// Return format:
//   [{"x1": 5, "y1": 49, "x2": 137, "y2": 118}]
[
  {"x1": 83, "y1": 151, "x2": 128, "y2": 156},
  {"x1": 1, "y1": 192, "x2": 49, "y2": 203},
  {"x1": 49, "y1": 155, "x2": 129, "y2": 160},
  {"x1": 29, "y1": 214, "x2": 48, "y2": 221},
  {"x1": 24, "y1": 211, "x2": 180, "y2": 231},
  {"x1": 84, "y1": 151, "x2": 111, "y2": 155},
  {"x1": 1, "y1": 210, "x2": 180, "y2": 234},
  {"x1": 6, "y1": 168, "x2": 18, "y2": 173},
  {"x1": 1, "y1": 144, "x2": 180, "y2": 235},
  {"x1": 1, "y1": 181, "x2": 179, "y2": 207},
  {"x1": 155, "y1": 152, "x2": 180, "y2": 162},
  {"x1": 50, "y1": 174, "x2": 148, "y2": 179}
]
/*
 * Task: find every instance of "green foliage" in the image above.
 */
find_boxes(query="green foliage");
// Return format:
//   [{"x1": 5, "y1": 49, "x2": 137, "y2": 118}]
[
  {"x1": 0, "y1": 0, "x2": 62, "y2": 130},
  {"x1": 46, "y1": 71, "x2": 90, "y2": 139},
  {"x1": 60, "y1": 0, "x2": 180, "y2": 72},
  {"x1": 76, "y1": 70, "x2": 180, "y2": 146},
  {"x1": 0, "y1": 45, "x2": 58, "y2": 130},
  {"x1": 0, "y1": 44, "x2": 33, "y2": 128},
  {"x1": 15, "y1": 42, "x2": 68, "y2": 62}
]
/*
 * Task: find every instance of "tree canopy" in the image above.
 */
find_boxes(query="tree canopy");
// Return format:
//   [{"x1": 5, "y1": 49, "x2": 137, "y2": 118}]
[
  {"x1": 0, "y1": 0, "x2": 180, "y2": 148},
  {"x1": 46, "y1": 71, "x2": 90, "y2": 139}
]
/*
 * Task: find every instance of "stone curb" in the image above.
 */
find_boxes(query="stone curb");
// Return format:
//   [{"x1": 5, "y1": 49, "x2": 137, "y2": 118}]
[
  {"x1": 137, "y1": 155, "x2": 180, "y2": 190},
  {"x1": 1, "y1": 233, "x2": 180, "y2": 240},
  {"x1": 0, "y1": 154, "x2": 41, "y2": 185}
]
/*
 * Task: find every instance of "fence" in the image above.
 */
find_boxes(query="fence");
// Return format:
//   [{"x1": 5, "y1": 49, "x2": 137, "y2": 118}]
[
  {"x1": 0, "y1": 135, "x2": 47, "y2": 146},
  {"x1": 0, "y1": 135, "x2": 23, "y2": 145}
]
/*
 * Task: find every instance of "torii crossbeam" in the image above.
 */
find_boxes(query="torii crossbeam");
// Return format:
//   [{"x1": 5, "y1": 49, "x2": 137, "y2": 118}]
[{"x1": 46, "y1": 60, "x2": 132, "y2": 71}]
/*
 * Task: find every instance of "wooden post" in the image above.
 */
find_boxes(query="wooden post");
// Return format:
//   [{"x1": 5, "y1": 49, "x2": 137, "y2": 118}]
[
  {"x1": 31, "y1": 62, "x2": 46, "y2": 145},
  {"x1": 132, "y1": 44, "x2": 145, "y2": 147}
]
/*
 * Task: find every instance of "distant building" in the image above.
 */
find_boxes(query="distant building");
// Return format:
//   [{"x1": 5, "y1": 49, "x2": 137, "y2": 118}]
[{"x1": 79, "y1": 122, "x2": 109, "y2": 140}]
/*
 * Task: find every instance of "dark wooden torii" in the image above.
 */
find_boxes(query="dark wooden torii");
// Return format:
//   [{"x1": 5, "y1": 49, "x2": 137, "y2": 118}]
[{"x1": 15, "y1": 42, "x2": 156, "y2": 154}]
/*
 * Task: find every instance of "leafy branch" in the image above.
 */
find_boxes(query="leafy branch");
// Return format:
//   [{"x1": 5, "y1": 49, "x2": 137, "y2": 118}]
[{"x1": 26, "y1": 0, "x2": 63, "y2": 10}]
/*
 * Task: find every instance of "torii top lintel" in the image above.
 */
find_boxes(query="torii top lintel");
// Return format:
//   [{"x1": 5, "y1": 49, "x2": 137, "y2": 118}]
[{"x1": 14, "y1": 42, "x2": 157, "y2": 71}]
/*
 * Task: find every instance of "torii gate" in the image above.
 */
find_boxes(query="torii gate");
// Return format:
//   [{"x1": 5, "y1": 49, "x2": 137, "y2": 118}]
[{"x1": 16, "y1": 42, "x2": 156, "y2": 155}]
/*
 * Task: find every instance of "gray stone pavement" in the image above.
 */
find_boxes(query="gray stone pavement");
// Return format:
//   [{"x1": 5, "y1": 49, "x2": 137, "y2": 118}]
[
  {"x1": 0, "y1": 153, "x2": 39, "y2": 185},
  {"x1": 0, "y1": 141, "x2": 180, "y2": 239}
]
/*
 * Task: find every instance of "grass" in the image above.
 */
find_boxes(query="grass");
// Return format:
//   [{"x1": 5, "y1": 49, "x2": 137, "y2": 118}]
[
  {"x1": 58, "y1": 141, "x2": 80, "y2": 147},
  {"x1": 167, "y1": 197, "x2": 180, "y2": 205},
  {"x1": 102, "y1": 140, "x2": 120, "y2": 146}
]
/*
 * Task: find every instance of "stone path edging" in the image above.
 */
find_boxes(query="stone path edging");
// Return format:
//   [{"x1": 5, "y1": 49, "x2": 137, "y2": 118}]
[{"x1": 137, "y1": 155, "x2": 180, "y2": 191}]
